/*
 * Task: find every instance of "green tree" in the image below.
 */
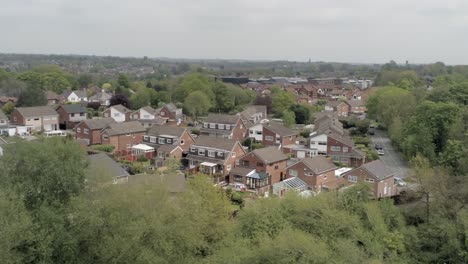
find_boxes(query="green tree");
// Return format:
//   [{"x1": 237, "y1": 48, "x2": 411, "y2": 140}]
[
  {"x1": 130, "y1": 87, "x2": 159, "y2": 109},
  {"x1": 117, "y1": 73, "x2": 130, "y2": 88},
  {"x1": 289, "y1": 104, "x2": 310, "y2": 124},
  {"x1": 282, "y1": 109, "x2": 296, "y2": 128},
  {"x1": 184, "y1": 91, "x2": 212, "y2": 120},
  {"x1": 17, "y1": 83, "x2": 47, "y2": 107},
  {"x1": 1, "y1": 101, "x2": 15, "y2": 115},
  {"x1": 272, "y1": 91, "x2": 295, "y2": 116}
]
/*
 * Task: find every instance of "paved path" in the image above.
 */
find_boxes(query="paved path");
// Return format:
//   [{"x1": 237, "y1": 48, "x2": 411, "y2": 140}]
[{"x1": 370, "y1": 130, "x2": 410, "y2": 179}]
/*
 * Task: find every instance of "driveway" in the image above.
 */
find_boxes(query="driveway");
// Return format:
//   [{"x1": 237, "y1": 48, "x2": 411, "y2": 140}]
[{"x1": 370, "y1": 130, "x2": 409, "y2": 179}]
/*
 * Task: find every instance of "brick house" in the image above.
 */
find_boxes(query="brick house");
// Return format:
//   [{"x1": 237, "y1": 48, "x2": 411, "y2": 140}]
[
  {"x1": 286, "y1": 156, "x2": 338, "y2": 192},
  {"x1": 61, "y1": 90, "x2": 88, "y2": 103},
  {"x1": 297, "y1": 84, "x2": 318, "y2": 99},
  {"x1": 347, "y1": 100, "x2": 367, "y2": 115},
  {"x1": 158, "y1": 103, "x2": 184, "y2": 125},
  {"x1": 231, "y1": 146, "x2": 288, "y2": 194},
  {"x1": 102, "y1": 104, "x2": 132, "y2": 122},
  {"x1": 100, "y1": 121, "x2": 146, "y2": 155},
  {"x1": 341, "y1": 160, "x2": 398, "y2": 198},
  {"x1": 200, "y1": 113, "x2": 248, "y2": 141},
  {"x1": 74, "y1": 118, "x2": 115, "y2": 145},
  {"x1": 327, "y1": 133, "x2": 366, "y2": 167},
  {"x1": 56, "y1": 104, "x2": 87, "y2": 130},
  {"x1": 324, "y1": 100, "x2": 351, "y2": 117},
  {"x1": 130, "y1": 106, "x2": 159, "y2": 120},
  {"x1": 10, "y1": 106, "x2": 59, "y2": 132},
  {"x1": 45, "y1": 91, "x2": 61, "y2": 105},
  {"x1": 89, "y1": 90, "x2": 112, "y2": 107},
  {"x1": 143, "y1": 125, "x2": 195, "y2": 167},
  {"x1": 186, "y1": 135, "x2": 246, "y2": 178},
  {"x1": 262, "y1": 123, "x2": 298, "y2": 149},
  {"x1": 239, "y1": 105, "x2": 267, "y2": 125}
]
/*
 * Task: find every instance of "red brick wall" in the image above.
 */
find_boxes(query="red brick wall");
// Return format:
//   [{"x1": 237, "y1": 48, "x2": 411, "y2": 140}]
[
  {"x1": 281, "y1": 134, "x2": 297, "y2": 147},
  {"x1": 337, "y1": 102, "x2": 350, "y2": 117},
  {"x1": 341, "y1": 168, "x2": 396, "y2": 198},
  {"x1": 262, "y1": 127, "x2": 277, "y2": 146},
  {"x1": 159, "y1": 107, "x2": 176, "y2": 120},
  {"x1": 327, "y1": 137, "x2": 353, "y2": 154},
  {"x1": 231, "y1": 119, "x2": 247, "y2": 141},
  {"x1": 223, "y1": 143, "x2": 247, "y2": 175},
  {"x1": 111, "y1": 132, "x2": 145, "y2": 153},
  {"x1": 56, "y1": 106, "x2": 69, "y2": 125},
  {"x1": 238, "y1": 152, "x2": 287, "y2": 185},
  {"x1": 179, "y1": 131, "x2": 195, "y2": 151},
  {"x1": 10, "y1": 109, "x2": 24, "y2": 125}
]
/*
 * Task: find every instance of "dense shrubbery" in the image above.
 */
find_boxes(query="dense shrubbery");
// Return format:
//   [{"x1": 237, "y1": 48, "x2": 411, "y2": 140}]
[{"x1": 91, "y1": 144, "x2": 115, "y2": 153}]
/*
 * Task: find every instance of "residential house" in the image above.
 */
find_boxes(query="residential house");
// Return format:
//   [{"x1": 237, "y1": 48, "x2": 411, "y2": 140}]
[
  {"x1": 87, "y1": 153, "x2": 129, "y2": 184},
  {"x1": 61, "y1": 90, "x2": 88, "y2": 103},
  {"x1": 324, "y1": 100, "x2": 350, "y2": 117},
  {"x1": 10, "y1": 106, "x2": 59, "y2": 132},
  {"x1": 296, "y1": 84, "x2": 318, "y2": 99},
  {"x1": 201, "y1": 113, "x2": 248, "y2": 141},
  {"x1": 341, "y1": 160, "x2": 398, "y2": 198},
  {"x1": 239, "y1": 105, "x2": 267, "y2": 125},
  {"x1": 347, "y1": 100, "x2": 367, "y2": 115},
  {"x1": 262, "y1": 123, "x2": 298, "y2": 149},
  {"x1": 45, "y1": 91, "x2": 60, "y2": 105},
  {"x1": 89, "y1": 90, "x2": 112, "y2": 106},
  {"x1": 327, "y1": 133, "x2": 366, "y2": 167},
  {"x1": 143, "y1": 125, "x2": 195, "y2": 167},
  {"x1": 102, "y1": 104, "x2": 132, "y2": 122},
  {"x1": 286, "y1": 156, "x2": 338, "y2": 192},
  {"x1": 158, "y1": 103, "x2": 184, "y2": 125},
  {"x1": 100, "y1": 121, "x2": 146, "y2": 155},
  {"x1": 56, "y1": 104, "x2": 87, "y2": 129},
  {"x1": 247, "y1": 123, "x2": 264, "y2": 142},
  {"x1": 74, "y1": 118, "x2": 115, "y2": 145},
  {"x1": 187, "y1": 135, "x2": 246, "y2": 178},
  {"x1": 138, "y1": 117, "x2": 168, "y2": 129},
  {"x1": 231, "y1": 146, "x2": 289, "y2": 194},
  {"x1": 0, "y1": 96, "x2": 17, "y2": 107}
]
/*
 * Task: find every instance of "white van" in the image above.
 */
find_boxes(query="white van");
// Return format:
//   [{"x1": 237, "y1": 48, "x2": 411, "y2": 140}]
[{"x1": 44, "y1": 130, "x2": 67, "y2": 137}]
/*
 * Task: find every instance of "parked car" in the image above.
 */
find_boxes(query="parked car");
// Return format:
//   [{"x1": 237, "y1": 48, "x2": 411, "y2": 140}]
[
  {"x1": 394, "y1": 177, "x2": 407, "y2": 187},
  {"x1": 377, "y1": 149, "x2": 385, "y2": 155},
  {"x1": 374, "y1": 144, "x2": 383, "y2": 150}
]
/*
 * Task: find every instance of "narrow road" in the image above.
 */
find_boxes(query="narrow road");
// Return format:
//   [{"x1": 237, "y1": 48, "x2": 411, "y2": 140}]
[{"x1": 370, "y1": 130, "x2": 409, "y2": 179}]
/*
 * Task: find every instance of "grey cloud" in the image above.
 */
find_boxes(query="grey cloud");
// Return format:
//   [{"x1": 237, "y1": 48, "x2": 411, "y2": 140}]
[{"x1": 0, "y1": 0, "x2": 467, "y2": 64}]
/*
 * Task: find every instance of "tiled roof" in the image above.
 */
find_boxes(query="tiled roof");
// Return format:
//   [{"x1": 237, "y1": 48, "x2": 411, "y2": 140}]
[
  {"x1": 15, "y1": 106, "x2": 58, "y2": 117},
  {"x1": 264, "y1": 122, "x2": 296, "y2": 136},
  {"x1": 103, "y1": 121, "x2": 146, "y2": 136},
  {"x1": 157, "y1": 144, "x2": 179, "y2": 153},
  {"x1": 205, "y1": 113, "x2": 240, "y2": 124},
  {"x1": 80, "y1": 118, "x2": 115, "y2": 130},
  {"x1": 299, "y1": 156, "x2": 337, "y2": 174},
  {"x1": 193, "y1": 135, "x2": 238, "y2": 151},
  {"x1": 45, "y1": 91, "x2": 60, "y2": 100},
  {"x1": 164, "y1": 103, "x2": 178, "y2": 112},
  {"x1": 251, "y1": 146, "x2": 288, "y2": 164},
  {"x1": 110, "y1": 104, "x2": 132, "y2": 113},
  {"x1": 361, "y1": 160, "x2": 394, "y2": 180},
  {"x1": 346, "y1": 100, "x2": 365, "y2": 107},
  {"x1": 147, "y1": 125, "x2": 185, "y2": 138},
  {"x1": 59, "y1": 104, "x2": 86, "y2": 114},
  {"x1": 87, "y1": 153, "x2": 129, "y2": 179},
  {"x1": 328, "y1": 133, "x2": 354, "y2": 147},
  {"x1": 230, "y1": 166, "x2": 255, "y2": 176}
]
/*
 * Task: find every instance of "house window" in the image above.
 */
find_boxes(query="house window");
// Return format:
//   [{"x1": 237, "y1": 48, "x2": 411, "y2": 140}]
[
  {"x1": 231, "y1": 152, "x2": 236, "y2": 158},
  {"x1": 265, "y1": 136, "x2": 274, "y2": 141},
  {"x1": 225, "y1": 125, "x2": 230, "y2": 130},
  {"x1": 190, "y1": 160, "x2": 197, "y2": 166},
  {"x1": 198, "y1": 149, "x2": 205, "y2": 155},
  {"x1": 114, "y1": 113, "x2": 120, "y2": 117},
  {"x1": 77, "y1": 128, "x2": 81, "y2": 133},
  {"x1": 218, "y1": 124, "x2": 225, "y2": 130},
  {"x1": 180, "y1": 140, "x2": 184, "y2": 145},
  {"x1": 102, "y1": 134, "x2": 109, "y2": 140},
  {"x1": 348, "y1": 175, "x2": 358, "y2": 183},
  {"x1": 249, "y1": 130, "x2": 253, "y2": 134},
  {"x1": 80, "y1": 113, "x2": 85, "y2": 116},
  {"x1": 34, "y1": 118, "x2": 40, "y2": 121},
  {"x1": 274, "y1": 165, "x2": 279, "y2": 169},
  {"x1": 318, "y1": 142, "x2": 327, "y2": 146},
  {"x1": 226, "y1": 164, "x2": 232, "y2": 172},
  {"x1": 208, "y1": 150, "x2": 215, "y2": 157},
  {"x1": 209, "y1": 123, "x2": 216, "y2": 129},
  {"x1": 365, "y1": 178, "x2": 374, "y2": 183},
  {"x1": 160, "y1": 111, "x2": 165, "y2": 116},
  {"x1": 150, "y1": 136, "x2": 157, "y2": 143},
  {"x1": 71, "y1": 113, "x2": 75, "y2": 117},
  {"x1": 256, "y1": 162, "x2": 264, "y2": 167},
  {"x1": 330, "y1": 146, "x2": 341, "y2": 152},
  {"x1": 310, "y1": 141, "x2": 316, "y2": 144},
  {"x1": 289, "y1": 169, "x2": 298, "y2": 177},
  {"x1": 158, "y1": 152, "x2": 165, "y2": 158},
  {"x1": 343, "y1": 147, "x2": 349, "y2": 152},
  {"x1": 133, "y1": 114, "x2": 139, "y2": 119},
  {"x1": 158, "y1": 138, "x2": 165, "y2": 144},
  {"x1": 13, "y1": 117, "x2": 17, "y2": 121},
  {"x1": 143, "y1": 135, "x2": 149, "y2": 141},
  {"x1": 190, "y1": 147, "x2": 196, "y2": 152},
  {"x1": 166, "y1": 138, "x2": 171, "y2": 144},
  {"x1": 233, "y1": 175, "x2": 243, "y2": 183},
  {"x1": 256, "y1": 131, "x2": 262, "y2": 135},
  {"x1": 242, "y1": 160, "x2": 249, "y2": 167},
  {"x1": 84, "y1": 128, "x2": 89, "y2": 134}
]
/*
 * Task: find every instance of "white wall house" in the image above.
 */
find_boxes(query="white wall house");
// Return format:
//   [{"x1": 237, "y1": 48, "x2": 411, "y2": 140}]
[
  {"x1": 309, "y1": 133, "x2": 328, "y2": 155},
  {"x1": 248, "y1": 123, "x2": 263, "y2": 142},
  {"x1": 65, "y1": 91, "x2": 88, "y2": 103}
]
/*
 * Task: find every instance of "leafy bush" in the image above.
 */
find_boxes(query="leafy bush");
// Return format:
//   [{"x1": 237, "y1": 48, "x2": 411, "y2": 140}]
[
  {"x1": 191, "y1": 129, "x2": 200, "y2": 135},
  {"x1": 137, "y1": 156, "x2": 148, "y2": 162},
  {"x1": 353, "y1": 136, "x2": 370, "y2": 146}
]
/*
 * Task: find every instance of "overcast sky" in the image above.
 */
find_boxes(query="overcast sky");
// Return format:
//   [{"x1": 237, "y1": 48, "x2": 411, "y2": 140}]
[{"x1": 1, "y1": 0, "x2": 468, "y2": 64}]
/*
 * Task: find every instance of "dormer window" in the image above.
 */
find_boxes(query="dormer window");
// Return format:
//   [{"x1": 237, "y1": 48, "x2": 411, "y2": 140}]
[{"x1": 159, "y1": 138, "x2": 165, "y2": 144}]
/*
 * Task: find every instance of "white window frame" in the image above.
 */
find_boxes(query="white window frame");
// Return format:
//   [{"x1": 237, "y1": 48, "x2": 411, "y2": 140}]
[
  {"x1": 208, "y1": 150, "x2": 215, "y2": 157},
  {"x1": 77, "y1": 127, "x2": 81, "y2": 133},
  {"x1": 84, "y1": 128, "x2": 89, "y2": 134},
  {"x1": 265, "y1": 136, "x2": 274, "y2": 141},
  {"x1": 289, "y1": 169, "x2": 298, "y2": 177},
  {"x1": 231, "y1": 152, "x2": 236, "y2": 158},
  {"x1": 330, "y1": 146, "x2": 341, "y2": 152},
  {"x1": 159, "y1": 138, "x2": 165, "y2": 144},
  {"x1": 198, "y1": 149, "x2": 205, "y2": 155},
  {"x1": 150, "y1": 136, "x2": 157, "y2": 143},
  {"x1": 348, "y1": 175, "x2": 358, "y2": 183}
]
